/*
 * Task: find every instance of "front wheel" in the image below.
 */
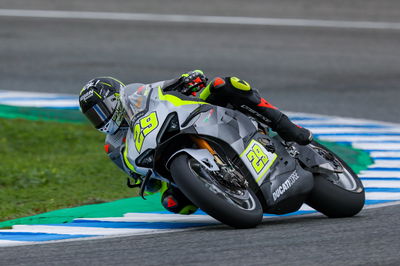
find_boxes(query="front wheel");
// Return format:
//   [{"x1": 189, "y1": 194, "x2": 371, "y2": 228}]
[
  {"x1": 305, "y1": 141, "x2": 365, "y2": 218},
  {"x1": 170, "y1": 154, "x2": 263, "y2": 228}
]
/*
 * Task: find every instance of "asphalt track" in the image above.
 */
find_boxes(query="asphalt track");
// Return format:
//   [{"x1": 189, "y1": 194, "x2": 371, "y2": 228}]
[{"x1": 1, "y1": 1, "x2": 400, "y2": 265}]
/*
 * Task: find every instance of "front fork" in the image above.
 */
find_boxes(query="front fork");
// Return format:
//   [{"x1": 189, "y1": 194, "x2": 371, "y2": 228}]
[
  {"x1": 190, "y1": 136, "x2": 248, "y2": 189},
  {"x1": 190, "y1": 136, "x2": 226, "y2": 166}
]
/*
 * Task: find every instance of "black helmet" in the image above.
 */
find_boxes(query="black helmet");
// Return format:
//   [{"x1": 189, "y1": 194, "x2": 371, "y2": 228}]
[{"x1": 79, "y1": 77, "x2": 125, "y2": 134}]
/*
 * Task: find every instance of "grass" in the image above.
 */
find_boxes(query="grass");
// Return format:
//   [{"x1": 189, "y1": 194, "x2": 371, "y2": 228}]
[
  {"x1": 0, "y1": 114, "x2": 372, "y2": 223},
  {"x1": 0, "y1": 118, "x2": 136, "y2": 222}
]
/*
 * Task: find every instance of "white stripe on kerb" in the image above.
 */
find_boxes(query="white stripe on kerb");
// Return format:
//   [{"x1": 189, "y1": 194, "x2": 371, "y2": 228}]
[
  {"x1": 0, "y1": 240, "x2": 31, "y2": 247},
  {"x1": 369, "y1": 161, "x2": 400, "y2": 168},
  {"x1": 366, "y1": 192, "x2": 400, "y2": 200},
  {"x1": 8, "y1": 225, "x2": 156, "y2": 236},
  {"x1": 0, "y1": 100, "x2": 78, "y2": 108},
  {"x1": 1, "y1": 9, "x2": 400, "y2": 30},
  {"x1": 311, "y1": 128, "x2": 400, "y2": 134},
  {"x1": 370, "y1": 152, "x2": 400, "y2": 158},
  {"x1": 359, "y1": 171, "x2": 400, "y2": 178},
  {"x1": 362, "y1": 180, "x2": 400, "y2": 188},
  {"x1": 318, "y1": 136, "x2": 400, "y2": 142},
  {"x1": 352, "y1": 143, "x2": 400, "y2": 150}
]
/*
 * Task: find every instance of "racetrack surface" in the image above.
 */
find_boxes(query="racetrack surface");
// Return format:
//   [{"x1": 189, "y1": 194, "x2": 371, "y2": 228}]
[
  {"x1": 1, "y1": 1, "x2": 400, "y2": 265},
  {"x1": 1, "y1": 204, "x2": 400, "y2": 266}
]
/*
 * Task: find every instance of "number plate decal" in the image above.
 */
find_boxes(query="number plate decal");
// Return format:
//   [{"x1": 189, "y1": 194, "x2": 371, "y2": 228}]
[
  {"x1": 134, "y1": 111, "x2": 159, "y2": 153},
  {"x1": 240, "y1": 139, "x2": 278, "y2": 185}
]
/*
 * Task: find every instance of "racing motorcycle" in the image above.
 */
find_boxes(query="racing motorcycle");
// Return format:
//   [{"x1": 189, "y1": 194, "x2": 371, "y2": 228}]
[{"x1": 120, "y1": 82, "x2": 365, "y2": 229}]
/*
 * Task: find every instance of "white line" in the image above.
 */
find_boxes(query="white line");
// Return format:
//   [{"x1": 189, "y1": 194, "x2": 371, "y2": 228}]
[
  {"x1": 0, "y1": 100, "x2": 78, "y2": 108},
  {"x1": 1, "y1": 9, "x2": 400, "y2": 30},
  {"x1": 318, "y1": 136, "x2": 400, "y2": 142},
  {"x1": 363, "y1": 200, "x2": 400, "y2": 209},
  {"x1": 370, "y1": 152, "x2": 400, "y2": 158},
  {"x1": 359, "y1": 171, "x2": 400, "y2": 178},
  {"x1": 292, "y1": 119, "x2": 384, "y2": 126},
  {"x1": 365, "y1": 192, "x2": 400, "y2": 200},
  {"x1": 369, "y1": 161, "x2": 400, "y2": 168},
  {"x1": 81, "y1": 213, "x2": 218, "y2": 223},
  {"x1": 352, "y1": 143, "x2": 400, "y2": 150},
  {"x1": 362, "y1": 180, "x2": 400, "y2": 188},
  {"x1": 311, "y1": 128, "x2": 400, "y2": 134},
  {"x1": 8, "y1": 225, "x2": 157, "y2": 236},
  {"x1": 0, "y1": 90, "x2": 75, "y2": 98},
  {"x1": 0, "y1": 240, "x2": 31, "y2": 247}
]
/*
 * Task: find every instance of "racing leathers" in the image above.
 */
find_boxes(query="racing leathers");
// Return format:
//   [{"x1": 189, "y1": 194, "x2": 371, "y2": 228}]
[{"x1": 104, "y1": 71, "x2": 313, "y2": 214}]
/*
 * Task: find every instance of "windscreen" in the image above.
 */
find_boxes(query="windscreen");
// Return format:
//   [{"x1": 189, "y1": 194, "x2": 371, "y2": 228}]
[{"x1": 120, "y1": 84, "x2": 151, "y2": 126}]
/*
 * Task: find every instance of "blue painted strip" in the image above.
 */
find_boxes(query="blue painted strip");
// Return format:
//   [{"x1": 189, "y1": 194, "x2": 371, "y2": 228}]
[
  {"x1": 67, "y1": 221, "x2": 211, "y2": 229},
  {"x1": 263, "y1": 210, "x2": 316, "y2": 217},
  {"x1": 373, "y1": 157, "x2": 400, "y2": 160},
  {"x1": 367, "y1": 167, "x2": 400, "y2": 171},
  {"x1": 361, "y1": 177, "x2": 400, "y2": 181},
  {"x1": 0, "y1": 232, "x2": 97, "y2": 242},
  {"x1": 304, "y1": 124, "x2": 388, "y2": 128},
  {"x1": 289, "y1": 117, "x2": 327, "y2": 121},
  {"x1": 365, "y1": 187, "x2": 400, "y2": 192},
  {"x1": 365, "y1": 199, "x2": 397, "y2": 205}
]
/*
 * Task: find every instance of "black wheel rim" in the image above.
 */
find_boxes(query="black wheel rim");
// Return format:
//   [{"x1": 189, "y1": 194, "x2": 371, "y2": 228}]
[
  {"x1": 187, "y1": 159, "x2": 257, "y2": 211},
  {"x1": 313, "y1": 145, "x2": 363, "y2": 192}
]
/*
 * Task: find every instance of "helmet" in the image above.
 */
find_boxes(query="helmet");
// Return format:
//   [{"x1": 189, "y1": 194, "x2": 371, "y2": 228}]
[{"x1": 79, "y1": 77, "x2": 125, "y2": 134}]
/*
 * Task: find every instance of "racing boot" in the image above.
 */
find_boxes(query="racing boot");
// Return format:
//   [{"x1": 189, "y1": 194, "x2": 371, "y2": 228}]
[
  {"x1": 160, "y1": 184, "x2": 198, "y2": 215},
  {"x1": 200, "y1": 77, "x2": 313, "y2": 145}
]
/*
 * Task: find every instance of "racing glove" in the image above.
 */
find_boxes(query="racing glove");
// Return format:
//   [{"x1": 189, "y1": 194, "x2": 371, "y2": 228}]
[{"x1": 180, "y1": 70, "x2": 208, "y2": 95}]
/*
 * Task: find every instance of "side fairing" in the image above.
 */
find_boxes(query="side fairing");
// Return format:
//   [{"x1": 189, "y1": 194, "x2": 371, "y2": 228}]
[
  {"x1": 122, "y1": 82, "x2": 258, "y2": 178},
  {"x1": 193, "y1": 107, "x2": 258, "y2": 154}
]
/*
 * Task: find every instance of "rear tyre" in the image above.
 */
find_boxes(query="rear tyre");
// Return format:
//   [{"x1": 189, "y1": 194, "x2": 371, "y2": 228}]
[
  {"x1": 170, "y1": 154, "x2": 263, "y2": 228},
  {"x1": 305, "y1": 141, "x2": 365, "y2": 218}
]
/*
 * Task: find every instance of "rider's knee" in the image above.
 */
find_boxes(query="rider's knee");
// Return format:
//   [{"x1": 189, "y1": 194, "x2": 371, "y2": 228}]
[{"x1": 227, "y1": 77, "x2": 252, "y2": 92}]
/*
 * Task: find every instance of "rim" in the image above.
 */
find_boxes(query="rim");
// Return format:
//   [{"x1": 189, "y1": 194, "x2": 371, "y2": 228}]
[
  {"x1": 187, "y1": 159, "x2": 257, "y2": 211},
  {"x1": 334, "y1": 165, "x2": 359, "y2": 191},
  {"x1": 313, "y1": 146, "x2": 362, "y2": 192}
]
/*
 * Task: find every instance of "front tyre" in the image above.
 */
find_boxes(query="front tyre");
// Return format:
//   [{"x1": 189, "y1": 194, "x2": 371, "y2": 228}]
[
  {"x1": 170, "y1": 154, "x2": 263, "y2": 228},
  {"x1": 306, "y1": 141, "x2": 365, "y2": 218}
]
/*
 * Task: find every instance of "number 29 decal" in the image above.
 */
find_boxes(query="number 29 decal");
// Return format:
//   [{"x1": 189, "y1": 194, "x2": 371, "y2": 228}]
[
  {"x1": 241, "y1": 140, "x2": 278, "y2": 184},
  {"x1": 134, "y1": 112, "x2": 159, "y2": 152}
]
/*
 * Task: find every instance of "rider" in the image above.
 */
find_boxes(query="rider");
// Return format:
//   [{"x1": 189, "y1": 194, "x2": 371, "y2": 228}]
[{"x1": 78, "y1": 71, "x2": 313, "y2": 215}]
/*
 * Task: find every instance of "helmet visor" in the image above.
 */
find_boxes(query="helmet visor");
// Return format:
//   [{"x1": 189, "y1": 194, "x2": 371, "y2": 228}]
[{"x1": 83, "y1": 99, "x2": 114, "y2": 129}]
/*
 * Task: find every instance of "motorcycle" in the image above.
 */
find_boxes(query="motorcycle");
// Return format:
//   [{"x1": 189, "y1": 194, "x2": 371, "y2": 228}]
[{"x1": 120, "y1": 81, "x2": 365, "y2": 229}]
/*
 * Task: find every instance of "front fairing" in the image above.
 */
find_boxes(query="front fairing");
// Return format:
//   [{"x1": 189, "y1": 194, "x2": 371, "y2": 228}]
[{"x1": 121, "y1": 82, "x2": 206, "y2": 176}]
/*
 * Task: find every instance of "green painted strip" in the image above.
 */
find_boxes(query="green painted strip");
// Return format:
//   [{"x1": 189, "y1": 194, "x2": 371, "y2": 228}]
[
  {"x1": 318, "y1": 140, "x2": 373, "y2": 174},
  {"x1": 0, "y1": 194, "x2": 165, "y2": 228},
  {"x1": 0, "y1": 105, "x2": 86, "y2": 123}
]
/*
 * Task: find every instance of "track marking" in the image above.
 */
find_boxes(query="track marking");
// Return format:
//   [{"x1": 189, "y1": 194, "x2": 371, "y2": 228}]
[
  {"x1": 1, "y1": 94, "x2": 400, "y2": 246},
  {"x1": 1, "y1": 9, "x2": 400, "y2": 30}
]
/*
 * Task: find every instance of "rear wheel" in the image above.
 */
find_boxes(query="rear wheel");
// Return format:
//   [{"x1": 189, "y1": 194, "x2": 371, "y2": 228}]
[
  {"x1": 170, "y1": 154, "x2": 263, "y2": 228},
  {"x1": 305, "y1": 141, "x2": 365, "y2": 217}
]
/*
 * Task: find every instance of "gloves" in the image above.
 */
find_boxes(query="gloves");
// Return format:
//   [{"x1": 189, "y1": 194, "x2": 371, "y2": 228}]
[{"x1": 180, "y1": 70, "x2": 208, "y2": 95}]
